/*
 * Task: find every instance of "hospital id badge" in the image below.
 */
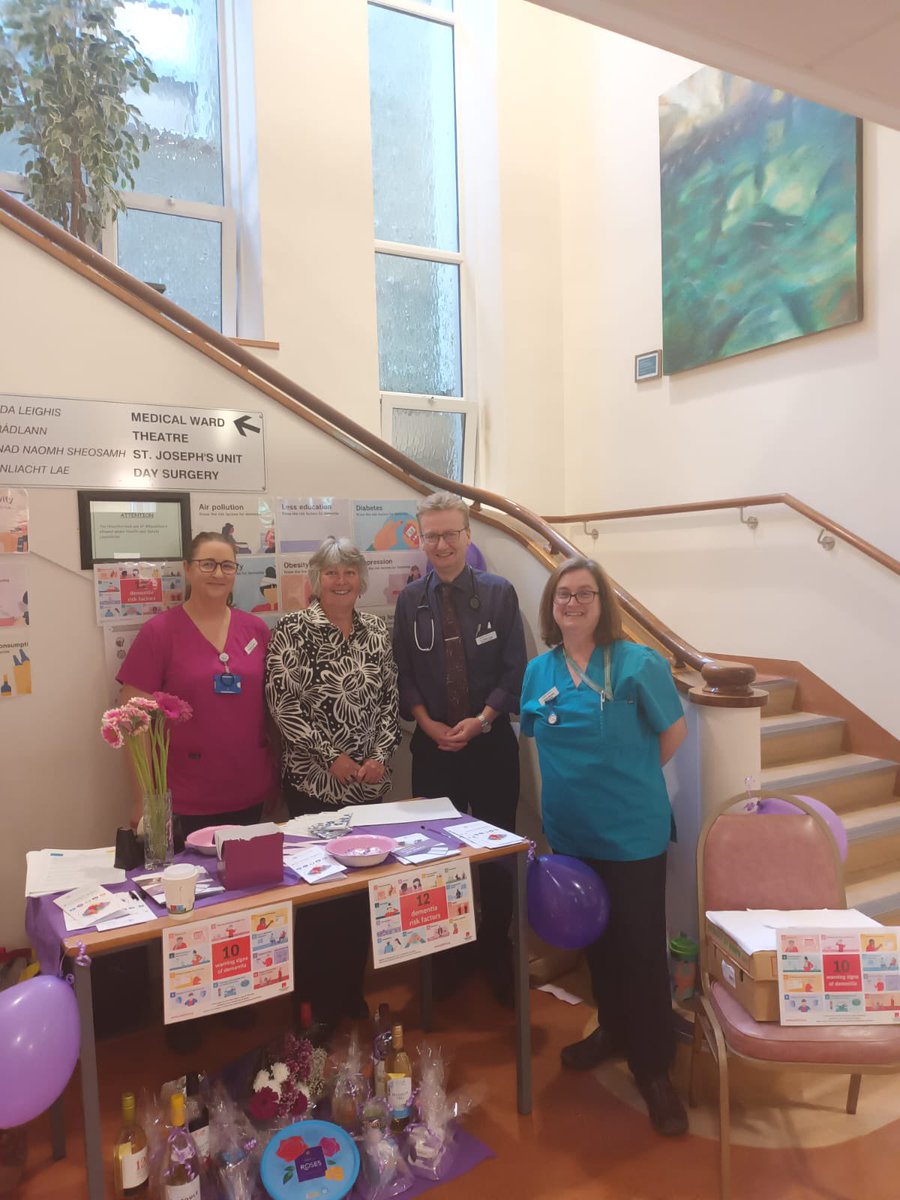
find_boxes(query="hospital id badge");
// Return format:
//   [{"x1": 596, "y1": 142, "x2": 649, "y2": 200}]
[{"x1": 214, "y1": 672, "x2": 242, "y2": 694}]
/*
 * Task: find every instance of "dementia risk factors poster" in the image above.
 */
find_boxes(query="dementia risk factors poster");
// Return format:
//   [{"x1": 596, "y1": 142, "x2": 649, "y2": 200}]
[
  {"x1": 162, "y1": 901, "x2": 293, "y2": 1024},
  {"x1": 368, "y1": 861, "x2": 476, "y2": 968},
  {"x1": 777, "y1": 928, "x2": 900, "y2": 1025}
]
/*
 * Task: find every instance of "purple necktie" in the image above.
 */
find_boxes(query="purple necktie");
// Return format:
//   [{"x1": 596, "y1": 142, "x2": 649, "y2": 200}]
[{"x1": 440, "y1": 584, "x2": 470, "y2": 725}]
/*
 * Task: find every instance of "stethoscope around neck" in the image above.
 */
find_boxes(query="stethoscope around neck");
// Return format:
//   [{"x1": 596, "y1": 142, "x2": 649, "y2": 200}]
[{"x1": 414, "y1": 567, "x2": 481, "y2": 652}]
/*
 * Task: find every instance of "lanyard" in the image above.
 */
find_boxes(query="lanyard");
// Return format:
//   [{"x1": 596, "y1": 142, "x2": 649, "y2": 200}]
[{"x1": 564, "y1": 645, "x2": 613, "y2": 706}]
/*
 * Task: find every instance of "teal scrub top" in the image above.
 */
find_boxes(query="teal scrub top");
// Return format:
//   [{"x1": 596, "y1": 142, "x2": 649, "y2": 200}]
[{"x1": 521, "y1": 640, "x2": 683, "y2": 861}]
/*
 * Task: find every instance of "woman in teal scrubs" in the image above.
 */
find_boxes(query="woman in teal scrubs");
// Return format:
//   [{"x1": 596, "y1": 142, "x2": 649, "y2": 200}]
[{"x1": 521, "y1": 556, "x2": 688, "y2": 1136}]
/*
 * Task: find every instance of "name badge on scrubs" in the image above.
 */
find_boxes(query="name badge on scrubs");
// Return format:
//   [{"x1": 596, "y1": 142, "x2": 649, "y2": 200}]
[
  {"x1": 539, "y1": 686, "x2": 560, "y2": 725},
  {"x1": 475, "y1": 630, "x2": 498, "y2": 645},
  {"x1": 215, "y1": 672, "x2": 242, "y2": 694},
  {"x1": 244, "y1": 638, "x2": 258, "y2": 655}
]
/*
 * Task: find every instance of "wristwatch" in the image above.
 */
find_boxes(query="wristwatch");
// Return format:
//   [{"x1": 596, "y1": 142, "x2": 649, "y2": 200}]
[{"x1": 477, "y1": 713, "x2": 492, "y2": 735}]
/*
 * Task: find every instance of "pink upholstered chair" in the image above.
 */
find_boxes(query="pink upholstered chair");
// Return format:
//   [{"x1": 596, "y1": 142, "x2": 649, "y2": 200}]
[{"x1": 690, "y1": 791, "x2": 900, "y2": 1199}]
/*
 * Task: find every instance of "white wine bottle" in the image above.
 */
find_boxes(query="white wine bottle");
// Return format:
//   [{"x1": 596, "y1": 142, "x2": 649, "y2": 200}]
[
  {"x1": 162, "y1": 1092, "x2": 201, "y2": 1200},
  {"x1": 112, "y1": 1091, "x2": 149, "y2": 1197},
  {"x1": 385, "y1": 1023, "x2": 413, "y2": 1132},
  {"x1": 185, "y1": 1073, "x2": 210, "y2": 1168}
]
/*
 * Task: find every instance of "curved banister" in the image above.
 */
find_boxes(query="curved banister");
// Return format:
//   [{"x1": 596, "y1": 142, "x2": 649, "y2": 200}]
[
  {"x1": 0, "y1": 189, "x2": 745, "y2": 686},
  {"x1": 544, "y1": 495, "x2": 900, "y2": 578}
]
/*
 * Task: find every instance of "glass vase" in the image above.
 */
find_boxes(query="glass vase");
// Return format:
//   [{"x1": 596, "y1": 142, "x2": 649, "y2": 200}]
[{"x1": 142, "y1": 788, "x2": 174, "y2": 870}]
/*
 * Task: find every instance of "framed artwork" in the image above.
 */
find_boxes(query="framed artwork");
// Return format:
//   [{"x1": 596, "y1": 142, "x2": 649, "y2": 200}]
[
  {"x1": 660, "y1": 67, "x2": 862, "y2": 374},
  {"x1": 635, "y1": 350, "x2": 662, "y2": 382},
  {"x1": 77, "y1": 489, "x2": 191, "y2": 569}
]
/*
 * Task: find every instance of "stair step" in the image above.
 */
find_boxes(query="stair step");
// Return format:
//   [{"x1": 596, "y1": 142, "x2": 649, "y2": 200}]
[
  {"x1": 846, "y1": 868, "x2": 900, "y2": 919},
  {"x1": 760, "y1": 711, "x2": 845, "y2": 768},
  {"x1": 842, "y1": 802, "x2": 900, "y2": 873},
  {"x1": 759, "y1": 676, "x2": 798, "y2": 717},
  {"x1": 760, "y1": 754, "x2": 899, "y2": 813}
]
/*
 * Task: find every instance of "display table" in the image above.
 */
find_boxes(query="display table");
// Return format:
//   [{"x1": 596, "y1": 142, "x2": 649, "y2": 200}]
[{"x1": 26, "y1": 818, "x2": 531, "y2": 1200}]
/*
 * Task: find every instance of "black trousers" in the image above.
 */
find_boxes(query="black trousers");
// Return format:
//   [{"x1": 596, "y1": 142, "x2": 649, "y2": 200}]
[
  {"x1": 282, "y1": 781, "x2": 371, "y2": 1020},
  {"x1": 176, "y1": 803, "x2": 263, "y2": 840},
  {"x1": 580, "y1": 851, "x2": 674, "y2": 1084},
  {"x1": 411, "y1": 720, "x2": 519, "y2": 956}
]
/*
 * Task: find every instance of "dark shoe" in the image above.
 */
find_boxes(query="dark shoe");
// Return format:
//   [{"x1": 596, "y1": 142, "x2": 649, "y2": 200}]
[
  {"x1": 560, "y1": 1027, "x2": 623, "y2": 1071},
  {"x1": 637, "y1": 1076, "x2": 688, "y2": 1136}
]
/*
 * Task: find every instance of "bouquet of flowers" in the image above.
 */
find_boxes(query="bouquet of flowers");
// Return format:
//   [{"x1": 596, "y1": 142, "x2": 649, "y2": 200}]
[
  {"x1": 101, "y1": 692, "x2": 192, "y2": 867},
  {"x1": 248, "y1": 1034, "x2": 327, "y2": 1125}
]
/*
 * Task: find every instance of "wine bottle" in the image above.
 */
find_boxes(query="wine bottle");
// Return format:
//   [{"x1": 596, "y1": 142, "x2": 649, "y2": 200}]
[
  {"x1": 184, "y1": 1073, "x2": 210, "y2": 1168},
  {"x1": 112, "y1": 1091, "x2": 149, "y2": 1197},
  {"x1": 298, "y1": 999, "x2": 330, "y2": 1048},
  {"x1": 162, "y1": 1092, "x2": 201, "y2": 1200},
  {"x1": 385, "y1": 1023, "x2": 413, "y2": 1132},
  {"x1": 372, "y1": 1003, "x2": 392, "y2": 1099}
]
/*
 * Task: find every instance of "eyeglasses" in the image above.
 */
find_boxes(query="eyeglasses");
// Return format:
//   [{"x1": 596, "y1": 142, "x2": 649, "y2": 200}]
[
  {"x1": 553, "y1": 588, "x2": 599, "y2": 605},
  {"x1": 191, "y1": 558, "x2": 241, "y2": 575},
  {"x1": 422, "y1": 529, "x2": 468, "y2": 547}
]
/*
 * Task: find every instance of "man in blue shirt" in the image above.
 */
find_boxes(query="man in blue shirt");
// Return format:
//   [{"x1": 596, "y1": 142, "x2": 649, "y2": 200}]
[{"x1": 393, "y1": 492, "x2": 527, "y2": 1005}]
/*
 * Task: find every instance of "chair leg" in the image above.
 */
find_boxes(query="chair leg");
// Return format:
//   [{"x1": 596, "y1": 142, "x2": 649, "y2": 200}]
[
  {"x1": 847, "y1": 1074, "x2": 861, "y2": 1115},
  {"x1": 688, "y1": 1011, "x2": 703, "y2": 1107},
  {"x1": 717, "y1": 1051, "x2": 731, "y2": 1200}
]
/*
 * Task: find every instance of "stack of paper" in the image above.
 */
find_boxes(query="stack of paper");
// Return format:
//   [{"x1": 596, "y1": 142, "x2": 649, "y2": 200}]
[
  {"x1": 706, "y1": 909, "x2": 881, "y2": 956},
  {"x1": 392, "y1": 833, "x2": 459, "y2": 865},
  {"x1": 26, "y1": 848, "x2": 125, "y2": 897},
  {"x1": 449, "y1": 820, "x2": 525, "y2": 850},
  {"x1": 133, "y1": 866, "x2": 224, "y2": 905},
  {"x1": 53, "y1": 884, "x2": 156, "y2": 932},
  {"x1": 284, "y1": 845, "x2": 346, "y2": 884}
]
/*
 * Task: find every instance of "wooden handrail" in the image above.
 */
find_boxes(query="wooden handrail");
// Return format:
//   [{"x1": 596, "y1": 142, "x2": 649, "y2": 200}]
[
  {"x1": 0, "y1": 189, "x2": 744, "y2": 684},
  {"x1": 544, "y1": 494, "x2": 900, "y2": 578}
]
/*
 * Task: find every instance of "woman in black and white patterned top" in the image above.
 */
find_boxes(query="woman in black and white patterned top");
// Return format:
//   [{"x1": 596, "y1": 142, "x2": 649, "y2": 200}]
[
  {"x1": 265, "y1": 537, "x2": 401, "y2": 814},
  {"x1": 265, "y1": 536, "x2": 401, "y2": 1026}
]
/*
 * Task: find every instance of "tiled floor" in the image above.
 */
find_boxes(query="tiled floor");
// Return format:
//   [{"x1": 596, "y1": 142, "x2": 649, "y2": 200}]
[{"x1": 16, "y1": 969, "x2": 900, "y2": 1199}]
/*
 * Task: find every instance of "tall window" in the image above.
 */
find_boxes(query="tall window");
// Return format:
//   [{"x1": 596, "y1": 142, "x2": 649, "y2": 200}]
[
  {"x1": 0, "y1": 0, "x2": 257, "y2": 335},
  {"x1": 368, "y1": 0, "x2": 475, "y2": 484}
]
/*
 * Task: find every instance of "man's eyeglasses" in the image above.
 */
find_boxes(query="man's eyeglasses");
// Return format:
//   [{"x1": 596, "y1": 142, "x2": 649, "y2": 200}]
[
  {"x1": 553, "y1": 588, "x2": 599, "y2": 605},
  {"x1": 192, "y1": 558, "x2": 241, "y2": 575},
  {"x1": 421, "y1": 529, "x2": 468, "y2": 547}
]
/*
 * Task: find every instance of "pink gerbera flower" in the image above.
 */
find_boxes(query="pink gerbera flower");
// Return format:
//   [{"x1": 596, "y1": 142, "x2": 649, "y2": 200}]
[
  {"x1": 153, "y1": 691, "x2": 193, "y2": 723},
  {"x1": 100, "y1": 723, "x2": 124, "y2": 749}
]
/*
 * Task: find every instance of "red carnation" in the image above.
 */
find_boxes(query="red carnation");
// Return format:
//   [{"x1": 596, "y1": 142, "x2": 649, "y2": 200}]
[
  {"x1": 276, "y1": 1135, "x2": 309, "y2": 1162},
  {"x1": 248, "y1": 1087, "x2": 279, "y2": 1121},
  {"x1": 290, "y1": 1090, "x2": 309, "y2": 1117}
]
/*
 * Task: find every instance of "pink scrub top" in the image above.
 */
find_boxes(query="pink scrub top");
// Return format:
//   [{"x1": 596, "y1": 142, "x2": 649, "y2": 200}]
[{"x1": 117, "y1": 605, "x2": 276, "y2": 816}]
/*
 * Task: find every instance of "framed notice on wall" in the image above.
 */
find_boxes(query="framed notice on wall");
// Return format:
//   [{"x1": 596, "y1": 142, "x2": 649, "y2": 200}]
[{"x1": 78, "y1": 490, "x2": 191, "y2": 570}]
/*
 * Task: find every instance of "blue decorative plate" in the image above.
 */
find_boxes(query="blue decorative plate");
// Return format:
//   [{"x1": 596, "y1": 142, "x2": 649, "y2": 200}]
[{"x1": 260, "y1": 1119, "x2": 360, "y2": 1200}]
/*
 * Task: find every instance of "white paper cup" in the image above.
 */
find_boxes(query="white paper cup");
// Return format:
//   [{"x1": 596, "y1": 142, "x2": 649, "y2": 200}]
[{"x1": 162, "y1": 864, "x2": 199, "y2": 918}]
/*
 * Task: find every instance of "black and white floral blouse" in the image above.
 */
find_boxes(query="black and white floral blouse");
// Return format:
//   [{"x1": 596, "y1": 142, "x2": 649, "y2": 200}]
[{"x1": 265, "y1": 600, "x2": 401, "y2": 807}]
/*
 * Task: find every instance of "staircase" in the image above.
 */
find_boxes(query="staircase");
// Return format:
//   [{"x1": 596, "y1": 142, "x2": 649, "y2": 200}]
[{"x1": 758, "y1": 676, "x2": 900, "y2": 923}]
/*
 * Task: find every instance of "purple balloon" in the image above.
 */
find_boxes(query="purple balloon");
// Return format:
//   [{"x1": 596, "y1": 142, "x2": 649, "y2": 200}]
[
  {"x1": 0, "y1": 976, "x2": 80, "y2": 1128},
  {"x1": 756, "y1": 794, "x2": 848, "y2": 863},
  {"x1": 527, "y1": 854, "x2": 610, "y2": 950}
]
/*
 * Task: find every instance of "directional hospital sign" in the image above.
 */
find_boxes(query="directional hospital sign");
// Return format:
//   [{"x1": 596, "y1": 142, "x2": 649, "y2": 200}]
[{"x1": 0, "y1": 395, "x2": 266, "y2": 491}]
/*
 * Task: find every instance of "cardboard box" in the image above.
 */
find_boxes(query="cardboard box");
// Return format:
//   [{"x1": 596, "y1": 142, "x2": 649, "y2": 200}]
[
  {"x1": 707, "y1": 937, "x2": 779, "y2": 1022},
  {"x1": 707, "y1": 919, "x2": 777, "y2": 980}
]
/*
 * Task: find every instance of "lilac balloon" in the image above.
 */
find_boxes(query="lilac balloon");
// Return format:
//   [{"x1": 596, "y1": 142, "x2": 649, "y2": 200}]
[
  {"x1": 0, "y1": 976, "x2": 80, "y2": 1127},
  {"x1": 527, "y1": 854, "x2": 611, "y2": 950},
  {"x1": 756, "y1": 794, "x2": 848, "y2": 863}
]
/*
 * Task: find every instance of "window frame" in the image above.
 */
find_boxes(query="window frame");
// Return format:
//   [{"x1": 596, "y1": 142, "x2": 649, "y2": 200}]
[{"x1": 370, "y1": 0, "x2": 479, "y2": 486}]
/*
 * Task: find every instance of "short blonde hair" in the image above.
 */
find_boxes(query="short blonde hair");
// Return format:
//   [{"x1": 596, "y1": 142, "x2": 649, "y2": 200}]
[
  {"x1": 416, "y1": 491, "x2": 470, "y2": 529},
  {"x1": 307, "y1": 537, "x2": 368, "y2": 597}
]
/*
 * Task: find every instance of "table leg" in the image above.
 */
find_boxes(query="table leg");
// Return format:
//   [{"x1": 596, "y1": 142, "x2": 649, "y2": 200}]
[
  {"x1": 513, "y1": 851, "x2": 532, "y2": 1115},
  {"x1": 73, "y1": 955, "x2": 104, "y2": 1200},
  {"x1": 49, "y1": 1096, "x2": 66, "y2": 1161},
  {"x1": 420, "y1": 955, "x2": 433, "y2": 1032}
]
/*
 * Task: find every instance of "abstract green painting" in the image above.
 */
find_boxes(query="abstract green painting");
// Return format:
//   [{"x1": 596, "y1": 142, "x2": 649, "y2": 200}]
[{"x1": 660, "y1": 67, "x2": 862, "y2": 375}]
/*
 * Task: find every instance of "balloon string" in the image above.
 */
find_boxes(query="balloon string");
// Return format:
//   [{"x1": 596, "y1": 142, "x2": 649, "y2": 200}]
[
  {"x1": 526, "y1": 840, "x2": 537, "y2": 863},
  {"x1": 63, "y1": 941, "x2": 92, "y2": 985}
]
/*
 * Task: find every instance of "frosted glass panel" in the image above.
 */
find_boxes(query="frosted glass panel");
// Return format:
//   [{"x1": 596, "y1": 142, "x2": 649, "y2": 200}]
[
  {"x1": 117, "y1": 209, "x2": 222, "y2": 330},
  {"x1": 376, "y1": 254, "x2": 461, "y2": 396},
  {"x1": 369, "y1": 5, "x2": 458, "y2": 251},
  {"x1": 392, "y1": 408, "x2": 464, "y2": 483},
  {"x1": 119, "y1": 0, "x2": 223, "y2": 204}
]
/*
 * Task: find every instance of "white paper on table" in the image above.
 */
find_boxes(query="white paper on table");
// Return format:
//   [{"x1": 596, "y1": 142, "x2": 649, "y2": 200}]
[
  {"x1": 63, "y1": 890, "x2": 156, "y2": 932},
  {"x1": 26, "y1": 848, "x2": 125, "y2": 897},
  {"x1": 55, "y1": 884, "x2": 129, "y2": 927},
  {"x1": 706, "y1": 909, "x2": 880, "y2": 957},
  {"x1": 392, "y1": 833, "x2": 460, "y2": 866},
  {"x1": 346, "y1": 797, "x2": 462, "y2": 827},
  {"x1": 284, "y1": 845, "x2": 346, "y2": 884},
  {"x1": 448, "y1": 819, "x2": 525, "y2": 849}
]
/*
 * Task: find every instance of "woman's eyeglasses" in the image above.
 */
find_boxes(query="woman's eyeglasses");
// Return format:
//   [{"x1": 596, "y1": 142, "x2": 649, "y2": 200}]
[
  {"x1": 192, "y1": 558, "x2": 241, "y2": 575},
  {"x1": 553, "y1": 588, "x2": 599, "y2": 605}
]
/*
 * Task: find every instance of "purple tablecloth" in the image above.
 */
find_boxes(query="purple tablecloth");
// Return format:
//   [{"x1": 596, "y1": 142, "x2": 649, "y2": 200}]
[{"x1": 25, "y1": 816, "x2": 514, "y2": 975}]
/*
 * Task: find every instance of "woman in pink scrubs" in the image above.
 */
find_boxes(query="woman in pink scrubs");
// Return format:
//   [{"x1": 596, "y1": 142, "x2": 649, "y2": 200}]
[{"x1": 118, "y1": 531, "x2": 277, "y2": 837}]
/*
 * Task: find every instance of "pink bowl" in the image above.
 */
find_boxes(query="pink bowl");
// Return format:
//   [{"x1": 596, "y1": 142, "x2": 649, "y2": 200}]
[
  {"x1": 184, "y1": 824, "x2": 242, "y2": 856},
  {"x1": 325, "y1": 834, "x2": 398, "y2": 869}
]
